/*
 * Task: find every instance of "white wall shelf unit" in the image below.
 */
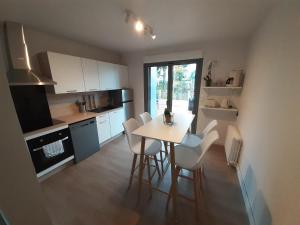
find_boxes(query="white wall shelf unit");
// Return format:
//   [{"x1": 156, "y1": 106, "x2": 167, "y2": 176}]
[
  {"x1": 202, "y1": 86, "x2": 242, "y2": 96},
  {"x1": 200, "y1": 106, "x2": 238, "y2": 120}
]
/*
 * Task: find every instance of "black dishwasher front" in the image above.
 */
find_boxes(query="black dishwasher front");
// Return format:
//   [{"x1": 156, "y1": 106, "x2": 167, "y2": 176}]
[{"x1": 69, "y1": 118, "x2": 100, "y2": 163}]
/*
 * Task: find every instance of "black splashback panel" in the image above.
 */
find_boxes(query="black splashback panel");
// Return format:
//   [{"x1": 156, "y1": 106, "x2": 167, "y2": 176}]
[{"x1": 10, "y1": 85, "x2": 53, "y2": 133}]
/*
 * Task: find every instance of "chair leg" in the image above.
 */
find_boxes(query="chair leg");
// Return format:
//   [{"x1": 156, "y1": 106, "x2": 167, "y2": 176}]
[
  {"x1": 163, "y1": 141, "x2": 169, "y2": 156},
  {"x1": 154, "y1": 155, "x2": 161, "y2": 177},
  {"x1": 146, "y1": 156, "x2": 152, "y2": 199},
  {"x1": 159, "y1": 150, "x2": 164, "y2": 174},
  {"x1": 128, "y1": 153, "x2": 137, "y2": 190},
  {"x1": 193, "y1": 170, "x2": 200, "y2": 220},
  {"x1": 166, "y1": 166, "x2": 181, "y2": 211}
]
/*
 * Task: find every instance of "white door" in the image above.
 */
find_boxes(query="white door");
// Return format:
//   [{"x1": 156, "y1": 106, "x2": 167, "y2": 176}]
[
  {"x1": 47, "y1": 52, "x2": 85, "y2": 94},
  {"x1": 96, "y1": 113, "x2": 111, "y2": 144},
  {"x1": 81, "y1": 58, "x2": 100, "y2": 92},
  {"x1": 98, "y1": 62, "x2": 118, "y2": 90},
  {"x1": 109, "y1": 108, "x2": 125, "y2": 137}
]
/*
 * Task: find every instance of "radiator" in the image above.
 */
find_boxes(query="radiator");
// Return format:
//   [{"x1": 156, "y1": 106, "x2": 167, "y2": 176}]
[{"x1": 225, "y1": 125, "x2": 242, "y2": 166}]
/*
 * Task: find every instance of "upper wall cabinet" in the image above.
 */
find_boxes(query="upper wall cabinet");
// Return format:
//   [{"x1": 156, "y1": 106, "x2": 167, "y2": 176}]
[
  {"x1": 98, "y1": 62, "x2": 118, "y2": 90},
  {"x1": 98, "y1": 62, "x2": 128, "y2": 91},
  {"x1": 44, "y1": 52, "x2": 85, "y2": 94},
  {"x1": 81, "y1": 58, "x2": 101, "y2": 92},
  {"x1": 40, "y1": 51, "x2": 128, "y2": 94},
  {"x1": 117, "y1": 65, "x2": 129, "y2": 88}
]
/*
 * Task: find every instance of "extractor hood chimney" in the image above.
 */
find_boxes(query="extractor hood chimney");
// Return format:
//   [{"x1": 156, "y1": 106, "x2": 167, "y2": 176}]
[{"x1": 4, "y1": 22, "x2": 57, "y2": 86}]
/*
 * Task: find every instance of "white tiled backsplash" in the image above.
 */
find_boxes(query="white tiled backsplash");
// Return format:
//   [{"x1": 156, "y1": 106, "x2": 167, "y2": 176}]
[{"x1": 47, "y1": 91, "x2": 109, "y2": 118}]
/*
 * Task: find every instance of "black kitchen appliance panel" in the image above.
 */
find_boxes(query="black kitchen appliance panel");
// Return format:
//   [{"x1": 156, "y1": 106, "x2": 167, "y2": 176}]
[
  {"x1": 10, "y1": 85, "x2": 53, "y2": 133},
  {"x1": 26, "y1": 128, "x2": 74, "y2": 173},
  {"x1": 69, "y1": 118, "x2": 100, "y2": 163}
]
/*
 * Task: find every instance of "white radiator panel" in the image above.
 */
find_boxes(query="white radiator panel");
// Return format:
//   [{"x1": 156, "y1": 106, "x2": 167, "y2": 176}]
[{"x1": 225, "y1": 125, "x2": 242, "y2": 166}]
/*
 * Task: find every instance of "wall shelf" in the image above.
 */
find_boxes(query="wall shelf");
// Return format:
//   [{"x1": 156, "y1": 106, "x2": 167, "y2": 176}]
[
  {"x1": 202, "y1": 86, "x2": 242, "y2": 96},
  {"x1": 200, "y1": 106, "x2": 238, "y2": 120}
]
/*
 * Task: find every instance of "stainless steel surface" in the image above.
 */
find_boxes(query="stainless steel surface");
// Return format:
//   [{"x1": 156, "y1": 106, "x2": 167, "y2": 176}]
[
  {"x1": 4, "y1": 22, "x2": 57, "y2": 86},
  {"x1": 123, "y1": 101, "x2": 134, "y2": 120},
  {"x1": 122, "y1": 88, "x2": 133, "y2": 102}
]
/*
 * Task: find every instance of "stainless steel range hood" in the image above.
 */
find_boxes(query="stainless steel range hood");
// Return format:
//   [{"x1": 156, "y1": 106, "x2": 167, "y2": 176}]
[{"x1": 4, "y1": 22, "x2": 57, "y2": 86}]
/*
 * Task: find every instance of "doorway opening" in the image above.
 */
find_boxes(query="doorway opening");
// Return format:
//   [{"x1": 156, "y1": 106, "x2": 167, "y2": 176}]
[{"x1": 144, "y1": 59, "x2": 203, "y2": 132}]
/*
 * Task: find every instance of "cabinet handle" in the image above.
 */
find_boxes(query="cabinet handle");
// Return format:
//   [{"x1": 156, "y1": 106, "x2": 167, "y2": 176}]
[{"x1": 66, "y1": 90, "x2": 77, "y2": 93}]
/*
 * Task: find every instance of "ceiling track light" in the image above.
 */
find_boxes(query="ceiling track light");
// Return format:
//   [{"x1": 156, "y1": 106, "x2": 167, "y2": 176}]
[{"x1": 125, "y1": 9, "x2": 156, "y2": 40}]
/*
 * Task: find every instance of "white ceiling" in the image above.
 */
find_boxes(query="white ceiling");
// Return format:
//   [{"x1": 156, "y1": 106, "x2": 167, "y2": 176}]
[{"x1": 0, "y1": 0, "x2": 279, "y2": 53}]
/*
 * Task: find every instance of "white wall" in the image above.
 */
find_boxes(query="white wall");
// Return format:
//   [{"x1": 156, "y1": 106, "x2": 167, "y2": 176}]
[
  {"x1": 237, "y1": 2, "x2": 300, "y2": 225},
  {"x1": 0, "y1": 28, "x2": 53, "y2": 225},
  {"x1": 123, "y1": 39, "x2": 249, "y2": 144}
]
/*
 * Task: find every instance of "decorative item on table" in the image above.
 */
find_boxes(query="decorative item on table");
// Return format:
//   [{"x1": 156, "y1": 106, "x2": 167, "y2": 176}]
[
  {"x1": 226, "y1": 70, "x2": 243, "y2": 87},
  {"x1": 76, "y1": 100, "x2": 86, "y2": 113},
  {"x1": 220, "y1": 98, "x2": 231, "y2": 109},
  {"x1": 163, "y1": 108, "x2": 174, "y2": 125},
  {"x1": 204, "y1": 98, "x2": 219, "y2": 108}
]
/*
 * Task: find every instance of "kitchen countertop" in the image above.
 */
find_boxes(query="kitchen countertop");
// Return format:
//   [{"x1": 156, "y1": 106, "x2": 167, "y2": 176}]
[{"x1": 55, "y1": 106, "x2": 123, "y2": 125}]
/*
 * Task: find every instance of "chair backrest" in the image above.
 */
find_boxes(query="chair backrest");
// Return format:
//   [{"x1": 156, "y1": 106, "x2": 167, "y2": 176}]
[
  {"x1": 193, "y1": 130, "x2": 219, "y2": 169},
  {"x1": 200, "y1": 120, "x2": 218, "y2": 138},
  {"x1": 139, "y1": 112, "x2": 152, "y2": 125},
  {"x1": 122, "y1": 118, "x2": 141, "y2": 153}
]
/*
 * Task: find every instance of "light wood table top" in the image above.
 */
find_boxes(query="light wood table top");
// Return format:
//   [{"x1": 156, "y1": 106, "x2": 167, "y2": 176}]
[{"x1": 132, "y1": 113, "x2": 195, "y2": 143}]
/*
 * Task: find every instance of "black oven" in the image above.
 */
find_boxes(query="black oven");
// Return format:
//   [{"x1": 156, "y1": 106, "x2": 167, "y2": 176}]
[{"x1": 26, "y1": 126, "x2": 74, "y2": 175}]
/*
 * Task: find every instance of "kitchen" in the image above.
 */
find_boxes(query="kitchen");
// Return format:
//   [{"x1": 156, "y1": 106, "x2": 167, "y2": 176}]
[
  {"x1": 0, "y1": 1, "x2": 299, "y2": 225},
  {"x1": 5, "y1": 22, "x2": 133, "y2": 178}
]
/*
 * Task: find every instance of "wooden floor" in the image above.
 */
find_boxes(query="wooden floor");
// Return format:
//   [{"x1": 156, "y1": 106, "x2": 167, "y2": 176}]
[{"x1": 41, "y1": 135, "x2": 249, "y2": 225}]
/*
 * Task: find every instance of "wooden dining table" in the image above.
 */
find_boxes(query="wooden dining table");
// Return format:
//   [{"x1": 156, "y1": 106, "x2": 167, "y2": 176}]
[{"x1": 132, "y1": 113, "x2": 195, "y2": 219}]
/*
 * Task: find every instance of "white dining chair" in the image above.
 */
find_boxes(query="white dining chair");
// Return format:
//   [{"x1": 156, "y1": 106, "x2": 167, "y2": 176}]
[
  {"x1": 123, "y1": 118, "x2": 162, "y2": 196},
  {"x1": 167, "y1": 130, "x2": 219, "y2": 219},
  {"x1": 181, "y1": 120, "x2": 218, "y2": 150},
  {"x1": 139, "y1": 112, "x2": 169, "y2": 173}
]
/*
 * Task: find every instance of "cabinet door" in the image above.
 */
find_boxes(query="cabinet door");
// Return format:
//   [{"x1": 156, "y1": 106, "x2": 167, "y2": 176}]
[
  {"x1": 96, "y1": 113, "x2": 111, "y2": 143},
  {"x1": 109, "y1": 108, "x2": 125, "y2": 137},
  {"x1": 47, "y1": 52, "x2": 85, "y2": 94},
  {"x1": 117, "y1": 65, "x2": 129, "y2": 88},
  {"x1": 81, "y1": 58, "x2": 100, "y2": 92},
  {"x1": 98, "y1": 62, "x2": 118, "y2": 90}
]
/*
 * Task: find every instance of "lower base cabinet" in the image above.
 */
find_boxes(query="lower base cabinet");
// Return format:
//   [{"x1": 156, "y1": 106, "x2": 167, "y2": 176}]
[
  {"x1": 96, "y1": 113, "x2": 111, "y2": 144},
  {"x1": 96, "y1": 107, "x2": 125, "y2": 144}
]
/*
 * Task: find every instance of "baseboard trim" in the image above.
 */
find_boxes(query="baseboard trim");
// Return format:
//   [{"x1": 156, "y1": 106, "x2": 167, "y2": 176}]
[{"x1": 236, "y1": 166, "x2": 256, "y2": 225}]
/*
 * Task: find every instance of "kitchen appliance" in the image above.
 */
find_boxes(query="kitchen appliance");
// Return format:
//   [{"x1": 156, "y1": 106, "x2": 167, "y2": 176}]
[
  {"x1": 4, "y1": 21, "x2": 56, "y2": 86},
  {"x1": 25, "y1": 123, "x2": 74, "y2": 177},
  {"x1": 109, "y1": 88, "x2": 134, "y2": 120},
  {"x1": 69, "y1": 118, "x2": 100, "y2": 163},
  {"x1": 10, "y1": 85, "x2": 53, "y2": 133}
]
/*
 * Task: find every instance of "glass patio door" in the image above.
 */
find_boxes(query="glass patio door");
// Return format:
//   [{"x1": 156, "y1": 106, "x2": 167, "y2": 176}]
[
  {"x1": 144, "y1": 59, "x2": 202, "y2": 132},
  {"x1": 171, "y1": 63, "x2": 196, "y2": 115}
]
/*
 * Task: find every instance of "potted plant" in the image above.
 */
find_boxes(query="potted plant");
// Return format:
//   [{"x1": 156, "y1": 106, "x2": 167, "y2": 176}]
[{"x1": 204, "y1": 61, "x2": 213, "y2": 86}]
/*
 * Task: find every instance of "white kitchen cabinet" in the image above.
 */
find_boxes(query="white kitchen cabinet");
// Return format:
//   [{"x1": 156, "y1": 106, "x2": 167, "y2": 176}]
[
  {"x1": 109, "y1": 108, "x2": 125, "y2": 137},
  {"x1": 96, "y1": 113, "x2": 111, "y2": 144},
  {"x1": 47, "y1": 52, "x2": 85, "y2": 94},
  {"x1": 81, "y1": 58, "x2": 100, "y2": 92},
  {"x1": 117, "y1": 65, "x2": 129, "y2": 88},
  {"x1": 98, "y1": 61, "x2": 118, "y2": 90}
]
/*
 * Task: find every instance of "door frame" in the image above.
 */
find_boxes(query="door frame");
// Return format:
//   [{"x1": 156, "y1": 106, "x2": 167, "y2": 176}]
[{"x1": 144, "y1": 58, "x2": 203, "y2": 133}]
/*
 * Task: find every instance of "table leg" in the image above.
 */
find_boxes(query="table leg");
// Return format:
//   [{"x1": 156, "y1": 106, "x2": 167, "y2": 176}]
[
  {"x1": 170, "y1": 142, "x2": 178, "y2": 221},
  {"x1": 137, "y1": 137, "x2": 145, "y2": 204}
]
